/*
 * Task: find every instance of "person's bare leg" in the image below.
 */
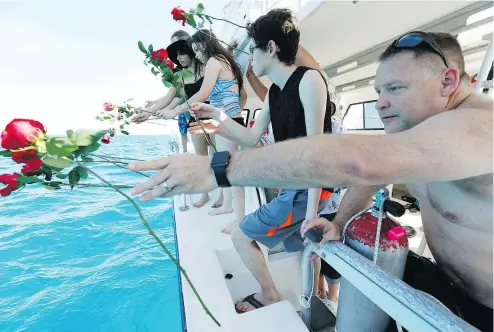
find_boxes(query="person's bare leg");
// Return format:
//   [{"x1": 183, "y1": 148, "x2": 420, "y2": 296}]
[
  {"x1": 327, "y1": 283, "x2": 339, "y2": 302},
  {"x1": 209, "y1": 135, "x2": 238, "y2": 216},
  {"x1": 313, "y1": 257, "x2": 321, "y2": 296},
  {"x1": 232, "y1": 228, "x2": 282, "y2": 312},
  {"x1": 211, "y1": 189, "x2": 223, "y2": 208},
  {"x1": 191, "y1": 134, "x2": 209, "y2": 208},
  {"x1": 318, "y1": 275, "x2": 328, "y2": 299},
  {"x1": 221, "y1": 186, "x2": 245, "y2": 234},
  {"x1": 180, "y1": 133, "x2": 188, "y2": 153}
]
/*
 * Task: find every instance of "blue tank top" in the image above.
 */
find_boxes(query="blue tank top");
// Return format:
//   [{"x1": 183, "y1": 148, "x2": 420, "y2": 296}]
[{"x1": 207, "y1": 78, "x2": 241, "y2": 118}]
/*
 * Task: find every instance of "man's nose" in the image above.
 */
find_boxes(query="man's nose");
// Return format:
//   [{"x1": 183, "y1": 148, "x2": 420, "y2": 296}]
[{"x1": 376, "y1": 96, "x2": 390, "y2": 110}]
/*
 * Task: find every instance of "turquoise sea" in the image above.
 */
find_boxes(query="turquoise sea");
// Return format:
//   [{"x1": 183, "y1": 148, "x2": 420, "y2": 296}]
[{"x1": 0, "y1": 136, "x2": 184, "y2": 332}]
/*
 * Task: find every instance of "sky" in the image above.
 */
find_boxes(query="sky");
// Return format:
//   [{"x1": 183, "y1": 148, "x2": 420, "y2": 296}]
[{"x1": 0, "y1": 1, "x2": 226, "y2": 136}]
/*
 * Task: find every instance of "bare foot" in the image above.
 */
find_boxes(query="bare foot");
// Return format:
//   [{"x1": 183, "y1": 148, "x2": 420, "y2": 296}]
[
  {"x1": 318, "y1": 275, "x2": 328, "y2": 299},
  {"x1": 211, "y1": 192, "x2": 223, "y2": 208},
  {"x1": 221, "y1": 220, "x2": 240, "y2": 234},
  {"x1": 208, "y1": 206, "x2": 233, "y2": 216},
  {"x1": 193, "y1": 193, "x2": 210, "y2": 208},
  {"x1": 235, "y1": 291, "x2": 282, "y2": 313}
]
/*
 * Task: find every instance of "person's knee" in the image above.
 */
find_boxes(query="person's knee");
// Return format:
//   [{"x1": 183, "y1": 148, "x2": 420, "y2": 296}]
[{"x1": 232, "y1": 226, "x2": 251, "y2": 247}]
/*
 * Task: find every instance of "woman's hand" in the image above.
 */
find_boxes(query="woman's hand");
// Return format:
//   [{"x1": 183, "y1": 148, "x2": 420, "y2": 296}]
[
  {"x1": 144, "y1": 100, "x2": 155, "y2": 108},
  {"x1": 132, "y1": 111, "x2": 151, "y2": 123},
  {"x1": 188, "y1": 119, "x2": 223, "y2": 135},
  {"x1": 189, "y1": 102, "x2": 221, "y2": 120},
  {"x1": 156, "y1": 108, "x2": 177, "y2": 120}
]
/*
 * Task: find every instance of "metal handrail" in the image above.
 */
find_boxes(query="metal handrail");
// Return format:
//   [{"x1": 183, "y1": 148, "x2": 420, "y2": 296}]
[{"x1": 301, "y1": 242, "x2": 479, "y2": 332}]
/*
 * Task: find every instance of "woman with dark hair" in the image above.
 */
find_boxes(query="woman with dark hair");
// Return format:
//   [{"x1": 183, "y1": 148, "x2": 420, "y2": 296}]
[
  {"x1": 133, "y1": 30, "x2": 215, "y2": 208},
  {"x1": 159, "y1": 29, "x2": 247, "y2": 219}
]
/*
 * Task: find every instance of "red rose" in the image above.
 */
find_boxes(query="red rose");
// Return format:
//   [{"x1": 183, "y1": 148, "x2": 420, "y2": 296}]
[
  {"x1": 0, "y1": 173, "x2": 21, "y2": 197},
  {"x1": 152, "y1": 49, "x2": 168, "y2": 62},
  {"x1": 166, "y1": 59, "x2": 175, "y2": 70},
  {"x1": 101, "y1": 133, "x2": 111, "y2": 144},
  {"x1": 103, "y1": 102, "x2": 114, "y2": 112},
  {"x1": 21, "y1": 158, "x2": 43, "y2": 176},
  {"x1": 171, "y1": 7, "x2": 186, "y2": 26},
  {"x1": 11, "y1": 149, "x2": 38, "y2": 163},
  {"x1": 1, "y1": 119, "x2": 46, "y2": 150}
]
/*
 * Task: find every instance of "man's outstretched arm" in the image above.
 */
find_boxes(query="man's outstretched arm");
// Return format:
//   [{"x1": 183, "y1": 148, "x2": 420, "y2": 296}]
[{"x1": 227, "y1": 108, "x2": 492, "y2": 189}]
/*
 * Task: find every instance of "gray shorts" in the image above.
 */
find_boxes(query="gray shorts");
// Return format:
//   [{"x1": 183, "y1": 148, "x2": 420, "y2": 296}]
[{"x1": 239, "y1": 189, "x2": 331, "y2": 252}]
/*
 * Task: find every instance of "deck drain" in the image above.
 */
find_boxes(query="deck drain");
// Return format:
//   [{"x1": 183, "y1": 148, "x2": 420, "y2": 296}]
[{"x1": 225, "y1": 273, "x2": 233, "y2": 280}]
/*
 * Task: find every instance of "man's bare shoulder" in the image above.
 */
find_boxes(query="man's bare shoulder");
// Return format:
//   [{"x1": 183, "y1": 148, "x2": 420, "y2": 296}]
[{"x1": 460, "y1": 93, "x2": 493, "y2": 111}]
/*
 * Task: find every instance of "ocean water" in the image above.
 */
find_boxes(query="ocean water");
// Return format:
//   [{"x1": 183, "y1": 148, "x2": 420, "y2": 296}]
[{"x1": 0, "y1": 136, "x2": 184, "y2": 332}]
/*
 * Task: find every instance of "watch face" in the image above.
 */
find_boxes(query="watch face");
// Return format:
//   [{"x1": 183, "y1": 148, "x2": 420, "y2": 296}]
[{"x1": 212, "y1": 151, "x2": 231, "y2": 168}]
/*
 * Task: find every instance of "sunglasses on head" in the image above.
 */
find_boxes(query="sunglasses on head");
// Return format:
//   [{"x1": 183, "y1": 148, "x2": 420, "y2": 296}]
[{"x1": 393, "y1": 31, "x2": 450, "y2": 68}]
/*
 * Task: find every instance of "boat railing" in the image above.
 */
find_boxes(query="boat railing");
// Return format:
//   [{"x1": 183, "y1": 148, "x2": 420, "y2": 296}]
[{"x1": 300, "y1": 241, "x2": 480, "y2": 332}]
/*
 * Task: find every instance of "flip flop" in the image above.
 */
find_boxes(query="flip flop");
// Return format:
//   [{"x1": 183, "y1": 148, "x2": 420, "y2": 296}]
[{"x1": 235, "y1": 293, "x2": 265, "y2": 313}]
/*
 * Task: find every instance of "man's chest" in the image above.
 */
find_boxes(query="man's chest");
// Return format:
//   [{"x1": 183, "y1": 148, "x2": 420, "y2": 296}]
[{"x1": 408, "y1": 175, "x2": 493, "y2": 231}]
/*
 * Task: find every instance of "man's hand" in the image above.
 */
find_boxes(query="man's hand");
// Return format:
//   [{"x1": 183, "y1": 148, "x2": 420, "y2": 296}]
[
  {"x1": 133, "y1": 112, "x2": 151, "y2": 123},
  {"x1": 188, "y1": 119, "x2": 223, "y2": 135},
  {"x1": 156, "y1": 108, "x2": 172, "y2": 119},
  {"x1": 129, "y1": 154, "x2": 218, "y2": 202},
  {"x1": 302, "y1": 218, "x2": 342, "y2": 246}
]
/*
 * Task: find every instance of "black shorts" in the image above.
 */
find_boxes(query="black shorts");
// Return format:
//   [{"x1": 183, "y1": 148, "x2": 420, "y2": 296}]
[
  {"x1": 187, "y1": 116, "x2": 246, "y2": 128},
  {"x1": 386, "y1": 252, "x2": 493, "y2": 332}
]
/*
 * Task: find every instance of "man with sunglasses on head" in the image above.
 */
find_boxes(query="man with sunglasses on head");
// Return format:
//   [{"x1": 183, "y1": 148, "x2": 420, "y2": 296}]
[{"x1": 129, "y1": 31, "x2": 493, "y2": 329}]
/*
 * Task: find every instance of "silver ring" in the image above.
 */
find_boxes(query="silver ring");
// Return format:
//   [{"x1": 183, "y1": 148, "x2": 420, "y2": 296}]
[{"x1": 163, "y1": 182, "x2": 170, "y2": 192}]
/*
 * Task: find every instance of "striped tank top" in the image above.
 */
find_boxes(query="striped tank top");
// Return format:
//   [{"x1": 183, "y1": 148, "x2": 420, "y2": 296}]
[{"x1": 207, "y1": 78, "x2": 241, "y2": 118}]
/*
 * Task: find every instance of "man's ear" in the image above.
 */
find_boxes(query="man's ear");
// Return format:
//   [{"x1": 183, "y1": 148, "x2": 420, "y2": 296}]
[
  {"x1": 441, "y1": 68, "x2": 461, "y2": 97},
  {"x1": 267, "y1": 40, "x2": 277, "y2": 55}
]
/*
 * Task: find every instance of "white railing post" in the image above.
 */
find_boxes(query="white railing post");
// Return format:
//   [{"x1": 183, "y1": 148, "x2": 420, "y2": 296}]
[{"x1": 475, "y1": 39, "x2": 493, "y2": 93}]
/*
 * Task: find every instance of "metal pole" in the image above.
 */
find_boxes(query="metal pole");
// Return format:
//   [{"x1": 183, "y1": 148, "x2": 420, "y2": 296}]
[
  {"x1": 475, "y1": 40, "x2": 493, "y2": 93},
  {"x1": 300, "y1": 245, "x2": 314, "y2": 329}
]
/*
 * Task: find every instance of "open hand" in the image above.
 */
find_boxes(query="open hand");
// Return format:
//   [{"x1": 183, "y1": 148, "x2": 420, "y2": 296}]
[
  {"x1": 188, "y1": 119, "x2": 223, "y2": 135},
  {"x1": 129, "y1": 154, "x2": 218, "y2": 202},
  {"x1": 144, "y1": 100, "x2": 155, "y2": 108},
  {"x1": 133, "y1": 112, "x2": 151, "y2": 123}
]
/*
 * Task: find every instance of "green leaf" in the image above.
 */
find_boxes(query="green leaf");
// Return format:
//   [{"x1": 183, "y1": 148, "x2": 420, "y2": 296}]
[
  {"x1": 119, "y1": 124, "x2": 124, "y2": 129},
  {"x1": 44, "y1": 181, "x2": 62, "y2": 190},
  {"x1": 182, "y1": 69, "x2": 194, "y2": 78},
  {"x1": 75, "y1": 166, "x2": 88, "y2": 179},
  {"x1": 173, "y1": 71, "x2": 183, "y2": 80},
  {"x1": 17, "y1": 176, "x2": 44, "y2": 184},
  {"x1": 55, "y1": 173, "x2": 69, "y2": 179},
  {"x1": 121, "y1": 130, "x2": 130, "y2": 135},
  {"x1": 68, "y1": 168, "x2": 81, "y2": 190},
  {"x1": 162, "y1": 78, "x2": 172, "y2": 88},
  {"x1": 138, "y1": 41, "x2": 147, "y2": 54},
  {"x1": 204, "y1": 15, "x2": 213, "y2": 24},
  {"x1": 189, "y1": 8, "x2": 196, "y2": 13},
  {"x1": 0, "y1": 150, "x2": 12, "y2": 157},
  {"x1": 148, "y1": 44, "x2": 153, "y2": 53},
  {"x1": 79, "y1": 142, "x2": 101, "y2": 155},
  {"x1": 197, "y1": 13, "x2": 204, "y2": 20},
  {"x1": 151, "y1": 67, "x2": 159, "y2": 76},
  {"x1": 42, "y1": 166, "x2": 53, "y2": 181},
  {"x1": 43, "y1": 156, "x2": 71, "y2": 170},
  {"x1": 196, "y1": 3, "x2": 204, "y2": 13},
  {"x1": 72, "y1": 129, "x2": 110, "y2": 147},
  {"x1": 186, "y1": 16, "x2": 197, "y2": 28},
  {"x1": 46, "y1": 137, "x2": 78, "y2": 158},
  {"x1": 66, "y1": 130, "x2": 75, "y2": 139}
]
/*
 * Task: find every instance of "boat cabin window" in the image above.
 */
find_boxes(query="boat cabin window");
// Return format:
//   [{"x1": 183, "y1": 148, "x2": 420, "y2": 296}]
[{"x1": 342, "y1": 100, "x2": 384, "y2": 130}]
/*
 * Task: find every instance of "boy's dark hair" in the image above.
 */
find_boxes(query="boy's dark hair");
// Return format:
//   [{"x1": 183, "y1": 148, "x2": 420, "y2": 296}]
[
  {"x1": 191, "y1": 29, "x2": 243, "y2": 89},
  {"x1": 380, "y1": 32, "x2": 468, "y2": 81},
  {"x1": 171, "y1": 30, "x2": 190, "y2": 41},
  {"x1": 247, "y1": 8, "x2": 299, "y2": 65}
]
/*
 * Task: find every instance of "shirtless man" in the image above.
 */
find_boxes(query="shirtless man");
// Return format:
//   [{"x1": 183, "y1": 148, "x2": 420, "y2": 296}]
[{"x1": 129, "y1": 32, "x2": 493, "y2": 330}]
